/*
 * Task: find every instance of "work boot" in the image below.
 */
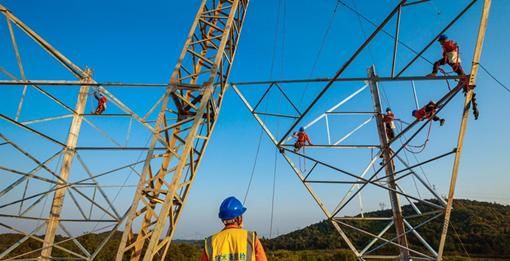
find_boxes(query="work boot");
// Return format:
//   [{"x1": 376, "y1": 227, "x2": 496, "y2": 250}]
[
  {"x1": 426, "y1": 73, "x2": 437, "y2": 78},
  {"x1": 440, "y1": 119, "x2": 445, "y2": 126}
]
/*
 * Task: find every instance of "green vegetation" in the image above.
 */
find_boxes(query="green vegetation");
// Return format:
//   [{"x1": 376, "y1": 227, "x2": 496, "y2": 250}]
[
  {"x1": 264, "y1": 199, "x2": 510, "y2": 258},
  {"x1": 0, "y1": 199, "x2": 508, "y2": 260},
  {"x1": 267, "y1": 249, "x2": 356, "y2": 261}
]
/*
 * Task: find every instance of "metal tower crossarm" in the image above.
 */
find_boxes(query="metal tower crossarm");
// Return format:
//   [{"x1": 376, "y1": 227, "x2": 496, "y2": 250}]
[
  {"x1": 115, "y1": 0, "x2": 250, "y2": 260},
  {"x1": 232, "y1": 0, "x2": 491, "y2": 259}
]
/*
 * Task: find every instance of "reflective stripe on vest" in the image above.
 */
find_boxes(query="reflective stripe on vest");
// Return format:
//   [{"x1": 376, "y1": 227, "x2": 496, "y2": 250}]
[{"x1": 205, "y1": 229, "x2": 256, "y2": 261}]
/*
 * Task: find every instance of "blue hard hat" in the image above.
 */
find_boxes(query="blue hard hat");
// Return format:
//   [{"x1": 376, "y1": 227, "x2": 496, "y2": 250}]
[
  {"x1": 412, "y1": 110, "x2": 417, "y2": 116},
  {"x1": 218, "y1": 196, "x2": 246, "y2": 220},
  {"x1": 299, "y1": 127, "x2": 305, "y2": 132},
  {"x1": 438, "y1": 34, "x2": 448, "y2": 42},
  {"x1": 386, "y1": 107, "x2": 392, "y2": 112}
]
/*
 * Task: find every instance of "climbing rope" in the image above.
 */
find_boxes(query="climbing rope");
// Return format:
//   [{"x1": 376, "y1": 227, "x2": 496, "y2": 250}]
[
  {"x1": 348, "y1": 0, "x2": 393, "y2": 106},
  {"x1": 243, "y1": 127, "x2": 264, "y2": 204},
  {"x1": 269, "y1": 146, "x2": 278, "y2": 238},
  {"x1": 339, "y1": 0, "x2": 436, "y2": 66},
  {"x1": 268, "y1": 0, "x2": 283, "y2": 80},
  {"x1": 437, "y1": 68, "x2": 454, "y2": 91},
  {"x1": 298, "y1": 0, "x2": 342, "y2": 108},
  {"x1": 397, "y1": 118, "x2": 434, "y2": 154},
  {"x1": 266, "y1": 0, "x2": 286, "y2": 238},
  {"x1": 401, "y1": 147, "x2": 423, "y2": 199},
  {"x1": 296, "y1": 146, "x2": 307, "y2": 173},
  {"x1": 301, "y1": 146, "x2": 306, "y2": 172}
]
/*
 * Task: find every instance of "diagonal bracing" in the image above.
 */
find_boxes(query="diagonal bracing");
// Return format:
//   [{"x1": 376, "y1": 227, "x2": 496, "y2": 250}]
[{"x1": 233, "y1": 0, "x2": 491, "y2": 260}]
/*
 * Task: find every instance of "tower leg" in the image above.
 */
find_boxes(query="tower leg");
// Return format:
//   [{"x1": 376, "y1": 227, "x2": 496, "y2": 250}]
[
  {"x1": 368, "y1": 65, "x2": 410, "y2": 260},
  {"x1": 437, "y1": 0, "x2": 491, "y2": 259},
  {"x1": 41, "y1": 69, "x2": 93, "y2": 260}
]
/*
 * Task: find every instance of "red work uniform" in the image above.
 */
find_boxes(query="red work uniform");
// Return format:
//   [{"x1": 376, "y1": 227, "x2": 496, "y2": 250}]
[
  {"x1": 413, "y1": 108, "x2": 428, "y2": 120},
  {"x1": 94, "y1": 92, "x2": 107, "y2": 115},
  {"x1": 383, "y1": 111, "x2": 395, "y2": 128},
  {"x1": 414, "y1": 102, "x2": 440, "y2": 122},
  {"x1": 432, "y1": 40, "x2": 465, "y2": 76},
  {"x1": 383, "y1": 111, "x2": 396, "y2": 140},
  {"x1": 294, "y1": 131, "x2": 312, "y2": 151}
]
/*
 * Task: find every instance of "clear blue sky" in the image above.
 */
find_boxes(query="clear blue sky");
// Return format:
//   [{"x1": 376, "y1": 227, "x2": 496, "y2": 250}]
[{"x1": 0, "y1": 0, "x2": 509, "y2": 240}]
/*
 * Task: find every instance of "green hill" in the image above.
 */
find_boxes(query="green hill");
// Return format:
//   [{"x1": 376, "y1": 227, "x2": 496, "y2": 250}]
[
  {"x1": 0, "y1": 199, "x2": 508, "y2": 260},
  {"x1": 263, "y1": 199, "x2": 510, "y2": 258}
]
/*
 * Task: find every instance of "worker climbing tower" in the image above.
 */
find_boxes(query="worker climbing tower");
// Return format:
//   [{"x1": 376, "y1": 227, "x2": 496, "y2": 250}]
[
  {"x1": 0, "y1": 0, "x2": 249, "y2": 260},
  {"x1": 234, "y1": 0, "x2": 491, "y2": 260},
  {"x1": 0, "y1": 0, "x2": 493, "y2": 260}
]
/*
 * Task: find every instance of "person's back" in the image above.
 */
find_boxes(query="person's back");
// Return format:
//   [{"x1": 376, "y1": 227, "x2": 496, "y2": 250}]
[
  {"x1": 441, "y1": 39, "x2": 458, "y2": 54},
  {"x1": 296, "y1": 131, "x2": 309, "y2": 143},
  {"x1": 204, "y1": 225, "x2": 258, "y2": 261},
  {"x1": 383, "y1": 108, "x2": 396, "y2": 128},
  {"x1": 413, "y1": 108, "x2": 427, "y2": 120},
  {"x1": 201, "y1": 197, "x2": 267, "y2": 261},
  {"x1": 383, "y1": 111, "x2": 394, "y2": 122}
]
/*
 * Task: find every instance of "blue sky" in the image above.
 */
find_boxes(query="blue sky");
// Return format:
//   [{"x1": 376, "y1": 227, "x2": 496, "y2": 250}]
[{"x1": 0, "y1": 0, "x2": 509, "y2": 240}]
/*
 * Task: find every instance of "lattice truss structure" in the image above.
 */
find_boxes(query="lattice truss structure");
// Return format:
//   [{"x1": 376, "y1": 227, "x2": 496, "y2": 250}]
[
  {"x1": 0, "y1": 0, "x2": 249, "y2": 260},
  {"x1": 234, "y1": 0, "x2": 490, "y2": 260}
]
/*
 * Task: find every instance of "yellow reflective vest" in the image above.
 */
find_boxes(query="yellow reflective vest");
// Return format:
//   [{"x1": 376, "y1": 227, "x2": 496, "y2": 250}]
[{"x1": 204, "y1": 228, "x2": 256, "y2": 261}]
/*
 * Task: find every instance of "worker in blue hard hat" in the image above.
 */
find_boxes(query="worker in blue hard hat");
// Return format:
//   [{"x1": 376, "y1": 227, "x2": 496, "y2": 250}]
[
  {"x1": 412, "y1": 101, "x2": 445, "y2": 126},
  {"x1": 292, "y1": 127, "x2": 312, "y2": 152},
  {"x1": 200, "y1": 196, "x2": 267, "y2": 261},
  {"x1": 427, "y1": 34, "x2": 466, "y2": 77},
  {"x1": 427, "y1": 34, "x2": 478, "y2": 118}
]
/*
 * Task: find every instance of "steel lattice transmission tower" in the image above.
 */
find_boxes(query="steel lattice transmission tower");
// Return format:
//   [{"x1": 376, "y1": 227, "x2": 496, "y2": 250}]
[
  {"x1": 116, "y1": 0, "x2": 249, "y2": 259},
  {"x1": 0, "y1": 0, "x2": 493, "y2": 260},
  {"x1": 234, "y1": 0, "x2": 491, "y2": 260},
  {"x1": 0, "y1": 0, "x2": 249, "y2": 260}
]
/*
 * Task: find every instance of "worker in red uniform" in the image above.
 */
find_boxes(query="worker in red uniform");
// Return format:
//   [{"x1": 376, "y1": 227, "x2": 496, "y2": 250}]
[
  {"x1": 200, "y1": 197, "x2": 267, "y2": 261},
  {"x1": 427, "y1": 34, "x2": 465, "y2": 77},
  {"x1": 292, "y1": 127, "x2": 312, "y2": 152},
  {"x1": 94, "y1": 91, "x2": 107, "y2": 115},
  {"x1": 382, "y1": 107, "x2": 396, "y2": 140},
  {"x1": 412, "y1": 101, "x2": 445, "y2": 126}
]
